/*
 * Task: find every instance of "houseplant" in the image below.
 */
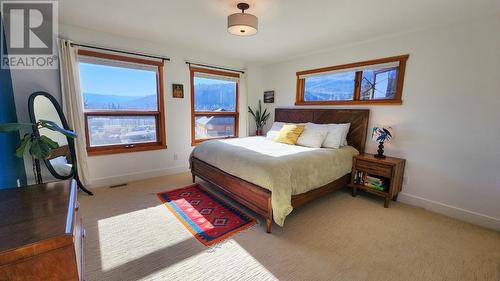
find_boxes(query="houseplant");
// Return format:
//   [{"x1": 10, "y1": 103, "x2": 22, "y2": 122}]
[
  {"x1": 0, "y1": 120, "x2": 77, "y2": 183},
  {"x1": 248, "y1": 100, "x2": 271, "y2": 136}
]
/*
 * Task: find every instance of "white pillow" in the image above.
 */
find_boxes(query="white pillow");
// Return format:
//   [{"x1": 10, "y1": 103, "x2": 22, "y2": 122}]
[
  {"x1": 296, "y1": 124, "x2": 329, "y2": 148},
  {"x1": 322, "y1": 124, "x2": 345, "y2": 149},
  {"x1": 266, "y1": 122, "x2": 285, "y2": 140},
  {"x1": 305, "y1": 122, "x2": 350, "y2": 148},
  {"x1": 339, "y1": 123, "x2": 351, "y2": 146}
]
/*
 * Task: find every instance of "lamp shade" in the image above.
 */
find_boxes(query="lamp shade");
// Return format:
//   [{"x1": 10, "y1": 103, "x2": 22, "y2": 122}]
[
  {"x1": 372, "y1": 126, "x2": 394, "y2": 142},
  {"x1": 228, "y1": 12, "x2": 258, "y2": 36}
]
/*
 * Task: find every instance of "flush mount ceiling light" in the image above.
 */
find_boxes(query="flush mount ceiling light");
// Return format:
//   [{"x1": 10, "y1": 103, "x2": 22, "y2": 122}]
[{"x1": 227, "y1": 3, "x2": 258, "y2": 36}]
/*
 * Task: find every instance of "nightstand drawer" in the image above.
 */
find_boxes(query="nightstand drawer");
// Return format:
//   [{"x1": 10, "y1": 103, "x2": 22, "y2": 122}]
[{"x1": 356, "y1": 160, "x2": 392, "y2": 177}]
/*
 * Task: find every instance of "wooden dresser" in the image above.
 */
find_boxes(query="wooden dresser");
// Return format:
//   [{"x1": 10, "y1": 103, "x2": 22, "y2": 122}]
[{"x1": 0, "y1": 180, "x2": 84, "y2": 281}]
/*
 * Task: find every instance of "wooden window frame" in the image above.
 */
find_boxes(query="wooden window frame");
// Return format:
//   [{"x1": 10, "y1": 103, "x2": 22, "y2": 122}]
[
  {"x1": 190, "y1": 66, "x2": 239, "y2": 146},
  {"x1": 78, "y1": 49, "x2": 167, "y2": 156},
  {"x1": 295, "y1": 54, "x2": 409, "y2": 106}
]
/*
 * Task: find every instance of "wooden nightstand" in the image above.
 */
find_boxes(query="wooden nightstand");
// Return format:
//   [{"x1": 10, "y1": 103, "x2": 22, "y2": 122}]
[{"x1": 350, "y1": 153, "x2": 406, "y2": 208}]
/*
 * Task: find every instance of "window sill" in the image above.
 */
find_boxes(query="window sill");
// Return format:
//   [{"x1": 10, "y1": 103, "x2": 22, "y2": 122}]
[
  {"x1": 295, "y1": 99, "x2": 402, "y2": 106},
  {"x1": 87, "y1": 143, "x2": 167, "y2": 156},
  {"x1": 191, "y1": 136, "x2": 238, "y2": 147}
]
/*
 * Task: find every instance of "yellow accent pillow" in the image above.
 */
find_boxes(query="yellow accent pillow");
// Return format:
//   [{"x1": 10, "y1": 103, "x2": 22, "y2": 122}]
[{"x1": 274, "y1": 124, "x2": 305, "y2": 145}]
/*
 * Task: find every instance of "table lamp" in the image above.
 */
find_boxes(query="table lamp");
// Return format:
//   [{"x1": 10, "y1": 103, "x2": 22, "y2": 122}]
[{"x1": 372, "y1": 126, "x2": 393, "y2": 159}]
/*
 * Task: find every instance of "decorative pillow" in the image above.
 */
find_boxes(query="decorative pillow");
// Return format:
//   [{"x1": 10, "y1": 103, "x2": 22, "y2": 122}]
[
  {"x1": 296, "y1": 124, "x2": 329, "y2": 148},
  {"x1": 321, "y1": 124, "x2": 345, "y2": 149},
  {"x1": 266, "y1": 122, "x2": 285, "y2": 140},
  {"x1": 274, "y1": 124, "x2": 305, "y2": 145}
]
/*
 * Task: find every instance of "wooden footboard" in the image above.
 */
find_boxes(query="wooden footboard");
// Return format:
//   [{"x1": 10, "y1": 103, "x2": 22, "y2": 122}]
[
  {"x1": 190, "y1": 157, "x2": 273, "y2": 233},
  {"x1": 191, "y1": 157, "x2": 351, "y2": 233}
]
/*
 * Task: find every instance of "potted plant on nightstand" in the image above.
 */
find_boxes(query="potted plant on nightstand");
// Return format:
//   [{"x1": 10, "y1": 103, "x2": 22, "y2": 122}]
[{"x1": 248, "y1": 100, "x2": 271, "y2": 136}]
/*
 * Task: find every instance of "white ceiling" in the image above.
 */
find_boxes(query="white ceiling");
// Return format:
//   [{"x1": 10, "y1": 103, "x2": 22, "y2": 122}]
[{"x1": 59, "y1": 0, "x2": 500, "y2": 64}]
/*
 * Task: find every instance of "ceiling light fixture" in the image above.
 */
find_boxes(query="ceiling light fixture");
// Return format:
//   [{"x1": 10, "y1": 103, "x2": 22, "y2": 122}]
[{"x1": 227, "y1": 3, "x2": 258, "y2": 36}]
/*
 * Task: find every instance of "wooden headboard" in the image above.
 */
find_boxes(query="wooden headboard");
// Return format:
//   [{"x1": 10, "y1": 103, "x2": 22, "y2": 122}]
[{"x1": 275, "y1": 108, "x2": 370, "y2": 153}]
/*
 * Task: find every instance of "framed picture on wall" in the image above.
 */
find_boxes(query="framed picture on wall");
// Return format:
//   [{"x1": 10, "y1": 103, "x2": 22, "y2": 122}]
[
  {"x1": 264, "y1": 90, "x2": 274, "y2": 103},
  {"x1": 172, "y1": 84, "x2": 184, "y2": 98}
]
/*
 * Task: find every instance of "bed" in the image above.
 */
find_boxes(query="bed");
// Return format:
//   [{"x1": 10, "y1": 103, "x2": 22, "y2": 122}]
[{"x1": 190, "y1": 108, "x2": 370, "y2": 232}]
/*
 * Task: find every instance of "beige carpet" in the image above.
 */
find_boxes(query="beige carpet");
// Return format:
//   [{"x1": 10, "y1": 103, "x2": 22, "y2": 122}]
[{"x1": 79, "y1": 172, "x2": 500, "y2": 281}]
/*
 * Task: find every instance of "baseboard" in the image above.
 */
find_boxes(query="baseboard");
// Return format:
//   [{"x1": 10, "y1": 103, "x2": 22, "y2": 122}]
[
  {"x1": 87, "y1": 165, "x2": 190, "y2": 188},
  {"x1": 398, "y1": 192, "x2": 500, "y2": 232}
]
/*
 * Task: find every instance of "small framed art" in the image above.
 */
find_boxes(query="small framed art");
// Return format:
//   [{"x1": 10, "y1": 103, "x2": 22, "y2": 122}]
[
  {"x1": 172, "y1": 84, "x2": 184, "y2": 98},
  {"x1": 264, "y1": 90, "x2": 274, "y2": 103}
]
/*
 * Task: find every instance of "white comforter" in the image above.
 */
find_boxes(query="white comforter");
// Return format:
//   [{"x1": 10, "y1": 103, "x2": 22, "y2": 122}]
[{"x1": 192, "y1": 136, "x2": 358, "y2": 226}]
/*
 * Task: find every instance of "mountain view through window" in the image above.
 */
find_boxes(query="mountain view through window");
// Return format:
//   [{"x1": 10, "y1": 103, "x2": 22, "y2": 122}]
[
  {"x1": 304, "y1": 72, "x2": 355, "y2": 101},
  {"x1": 80, "y1": 62, "x2": 158, "y2": 111},
  {"x1": 79, "y1": 60, "x2": 161, "y2": 148},
  {"x1": 191, "y1": 71, "x2": 238, "y2": 143},
  {"x1": 193, "y1": 77, "x2": 236, "y2": 112},
  {"x1": 296, "y1": 55, "x2": 407, "y2": 105}
]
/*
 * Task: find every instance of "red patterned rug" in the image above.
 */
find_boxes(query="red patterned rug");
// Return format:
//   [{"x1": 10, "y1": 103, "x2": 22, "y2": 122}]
[{"x1": 157, "y1": 183, "x2": 256, "y2": 246}]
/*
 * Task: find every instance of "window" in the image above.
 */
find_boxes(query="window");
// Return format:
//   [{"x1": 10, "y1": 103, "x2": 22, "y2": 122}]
[
  {"x1": 296, "y1": 55, "x2": 408, "y2": 105},
  {"x1": 78, "y1": 50, "x2": 166, "y2": 155},
  {"x1": 190, "y1": 67, "x2": 239, "y2": 145}
]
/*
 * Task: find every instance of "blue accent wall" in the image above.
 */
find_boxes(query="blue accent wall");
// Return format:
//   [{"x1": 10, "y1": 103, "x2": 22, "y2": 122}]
[{"x1": 0, "y1": 20, "x2": 27, "y2": 188}]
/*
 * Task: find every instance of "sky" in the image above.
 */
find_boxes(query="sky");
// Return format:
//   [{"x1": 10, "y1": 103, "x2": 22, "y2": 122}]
[{"x1": 79, "y1": 63, "x2": 157, "y2": 97}]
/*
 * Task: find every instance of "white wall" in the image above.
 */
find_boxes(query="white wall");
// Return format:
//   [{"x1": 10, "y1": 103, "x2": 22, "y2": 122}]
[
  {"x1": 10, "y1": 24, "x2": 248, "y2": 187},
  {"x1": 246, "y1": 63, "x2": 265, "y2": 135},
  {"x1": 250, "y1": 17, "x2": 500, "y2": 230}
]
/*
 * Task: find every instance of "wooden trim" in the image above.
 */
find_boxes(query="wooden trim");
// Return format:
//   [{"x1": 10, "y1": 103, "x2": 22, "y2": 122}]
[
  {"x1": 354, "y1": 71, "x2": 362, "y2": 101},
  {"x1": 296, "y1": 78, "x2": 304, "y2": 104},
  {"x1": 192, "y1": 136, "x2": 239, "y2": 145},
  {"x1": 395, "y1": 57, "x2": 407, "y2": 102},
  {"x1": 78, "y1": 49, "x2": 164, "y2": 66},
  {"x1": 78, "y1": 50, "x2": 167, "y2": 155},
  {"x1": 190, "y1": 68, "x2": 196, "y2": 146},
  {"x1": 87, "y1": 143, "x2": 166, "y2": 156},
  {"x1": 189, "y1": 66, "x2": 240, "y2": 78},
  {"x1": 193, "y1": 111, "x2": 237, "y2": 116},
  {"x1": 158, "y1": 65, "x2": 167, "y2": 148},
  {"x1": 295, "y1": 99, "x2": 403, "y2": 106},
  {"x1": 190, "y1": 66, "x2": 239, "y2": 146},
  {"x1": 296, "y1": 54, "x2": 409, "y2": 76},
  {"x1": 83, "y1": 111, "x2": 160, "y2": 116},
  {"x1": 295, "y1": 54, "x2": 409, "y2": 106}
]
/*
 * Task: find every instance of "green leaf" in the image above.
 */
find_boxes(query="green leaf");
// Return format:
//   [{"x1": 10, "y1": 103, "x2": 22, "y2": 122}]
[
  {"x1": 248, "y1": 106, "x2": 256, "y2": 118},
  {"x1": 15, "y1": 134, "x2": 32, "y2": 158},
  {"x1": 29, "y1": 139, "x2": 43, "y2": 160},
  {"x1": 40, "y1": 135, "x2": 59, "y2": 149},
  {"x1": 263, "y1": 112, "x2": 271, "y2": 123},
  {"x1": 30, "y1": 138, "x2": 52, "y2": 160},
  {"x1": 261, "y1": 108, "x2": 268, "y2": 121},
  {"x1": 0, "y1": 123, "x2": 35, "y2": 132}
]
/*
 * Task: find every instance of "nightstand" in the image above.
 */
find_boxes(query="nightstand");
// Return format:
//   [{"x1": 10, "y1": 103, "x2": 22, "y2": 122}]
[{"x1": 350, "y1": 153, "x2": 406, "y2": 208}]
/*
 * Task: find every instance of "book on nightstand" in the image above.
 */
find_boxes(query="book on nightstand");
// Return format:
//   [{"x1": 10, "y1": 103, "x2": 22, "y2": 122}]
[
  {"x1": 354, "y1": 172, "x2": 388, "y2": 192},
  {"x1": 364, "y1": 175, "x2": 387, "y2": 192}
]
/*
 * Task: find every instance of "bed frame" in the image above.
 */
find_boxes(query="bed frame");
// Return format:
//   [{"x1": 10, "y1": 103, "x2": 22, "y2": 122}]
[{"x1": 190, "y1": 108, "x2": 370, "y2": 233}]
